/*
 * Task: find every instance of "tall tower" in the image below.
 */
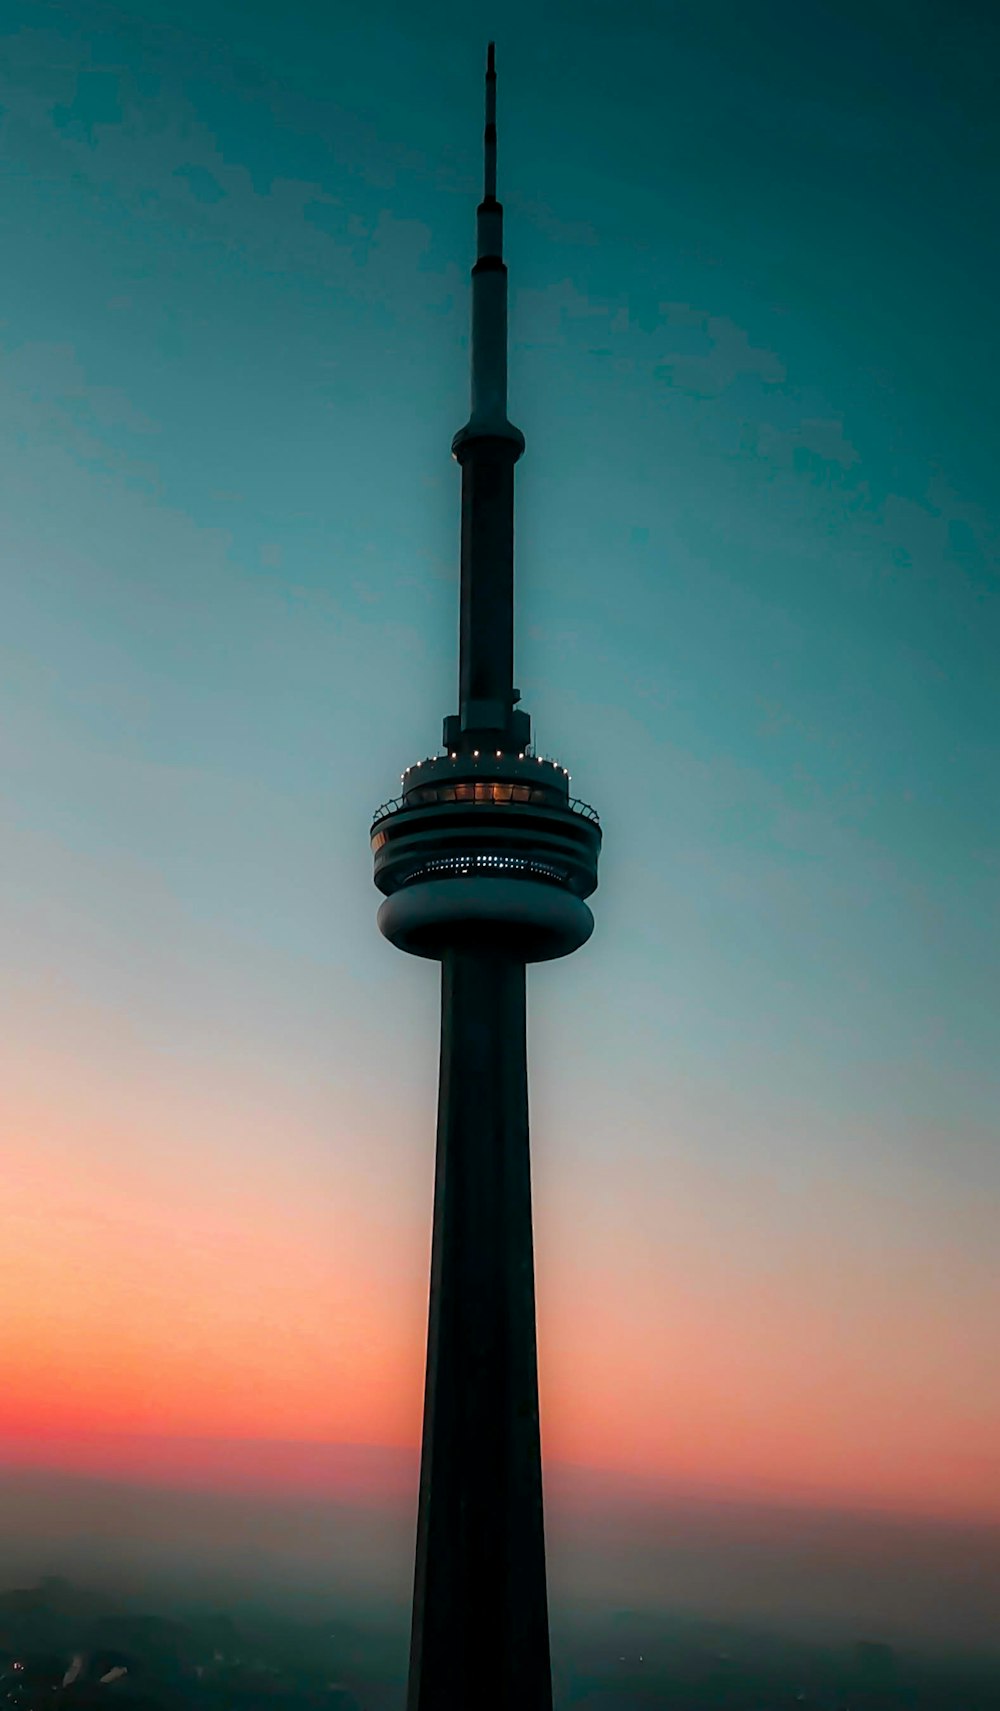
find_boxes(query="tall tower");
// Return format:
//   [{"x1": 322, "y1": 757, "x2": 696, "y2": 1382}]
[{"x1": 370, "y1": 44, "x2": 601, "y2": 1711}]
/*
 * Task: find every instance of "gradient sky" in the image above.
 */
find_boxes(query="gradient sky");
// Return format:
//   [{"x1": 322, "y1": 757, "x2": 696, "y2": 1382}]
[{"x1": 2, "y1": 0, "x2": 998, "y2": 1557}]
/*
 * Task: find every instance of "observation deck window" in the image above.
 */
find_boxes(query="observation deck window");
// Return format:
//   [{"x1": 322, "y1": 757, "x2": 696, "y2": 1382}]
[
  {"x1": 401, "y1": 852, "x2": 570, "y2": 885},
  {"x1": 408, "y1": 781, "x2": 555, "y2": 808}
]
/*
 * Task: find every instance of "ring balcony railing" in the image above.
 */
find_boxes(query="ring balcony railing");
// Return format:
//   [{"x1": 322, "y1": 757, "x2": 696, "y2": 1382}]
[{"x1": 371, "y1": 789, "x2": 600, "y2": 827}]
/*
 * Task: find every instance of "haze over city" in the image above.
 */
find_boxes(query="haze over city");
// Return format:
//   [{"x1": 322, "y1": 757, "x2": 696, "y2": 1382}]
[{"x1": 2, "y1": 0, "x2": 998, "y2": 1701}]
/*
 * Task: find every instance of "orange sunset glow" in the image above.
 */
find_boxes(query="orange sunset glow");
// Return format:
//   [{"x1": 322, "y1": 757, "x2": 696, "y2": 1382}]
[{"x1": 4, "y1": 1054, "x2": 998, "y2": 1526}]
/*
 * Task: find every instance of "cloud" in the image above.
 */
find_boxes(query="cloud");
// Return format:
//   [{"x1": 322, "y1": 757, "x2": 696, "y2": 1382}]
[
  {"x1": 517, "y1": 277, "x2": 612, "y2": 347},
  {"x1": 172, "y1": 163, "x2": 227, "y2": 205},
  {"x1": 652, "y1": 304, "x2": 786, "y2": 397},
  {"x1": 751, "y1": 416, "x2": 861, "y2": 475}
]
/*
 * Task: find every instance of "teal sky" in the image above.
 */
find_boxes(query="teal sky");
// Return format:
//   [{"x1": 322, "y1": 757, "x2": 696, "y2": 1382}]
[{"x1": 2, "y1": 0, "x2": 999, "y2": 1546}]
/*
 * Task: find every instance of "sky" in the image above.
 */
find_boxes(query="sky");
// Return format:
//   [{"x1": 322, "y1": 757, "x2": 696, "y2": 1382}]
[{"x1": 1, "y1": 0, "x2": 998, "y2": 1633}]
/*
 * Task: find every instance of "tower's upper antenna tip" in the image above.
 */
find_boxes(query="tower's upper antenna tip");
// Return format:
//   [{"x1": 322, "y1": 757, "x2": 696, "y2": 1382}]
[{"x1": 487, "y1": 42, "x2": 496, "y2": 75}]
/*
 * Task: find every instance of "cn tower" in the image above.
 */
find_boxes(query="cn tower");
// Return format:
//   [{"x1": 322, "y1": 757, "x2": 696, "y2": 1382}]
[{"x1": 370, "y1": 44, "x2": 602, "y2": 1710}]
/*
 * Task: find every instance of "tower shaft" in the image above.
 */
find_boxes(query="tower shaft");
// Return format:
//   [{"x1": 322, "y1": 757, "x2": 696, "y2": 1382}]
[{"x1": 407, "y1": 948, "x2": 552, "y2": 1711}]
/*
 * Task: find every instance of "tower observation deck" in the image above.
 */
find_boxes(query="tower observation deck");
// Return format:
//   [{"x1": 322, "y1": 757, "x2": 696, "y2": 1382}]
[{"x1": 369, "y1": 44, "x2": 601, "y2": 1711}]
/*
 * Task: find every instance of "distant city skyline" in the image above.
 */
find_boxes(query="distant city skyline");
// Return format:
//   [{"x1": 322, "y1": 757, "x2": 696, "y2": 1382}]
[
  {"x1": 3, "y1": 1569, "x2": 998, "y2": 1711},
  {"x1": 2, "y1": 0, "x2": 998, "y2": 1601}
]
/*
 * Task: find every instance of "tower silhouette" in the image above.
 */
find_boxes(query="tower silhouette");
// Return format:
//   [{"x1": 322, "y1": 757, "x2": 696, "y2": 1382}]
[{"x1": 370, "y1": 44, "x2": 601, "y2": 1710}]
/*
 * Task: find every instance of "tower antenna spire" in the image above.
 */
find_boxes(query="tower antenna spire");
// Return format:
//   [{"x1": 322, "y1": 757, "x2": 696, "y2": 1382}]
[
  {"x1": 484, "y1": 41, "x2": 497, "y2": 203},
  {"x1": 446, "y1": 39, "x2": 525, "y2": 749}
]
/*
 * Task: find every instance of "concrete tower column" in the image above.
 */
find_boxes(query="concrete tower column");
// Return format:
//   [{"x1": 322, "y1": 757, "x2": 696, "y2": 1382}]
[{"x1": 407, "y1": 949, "x2": 551, "y2": 1710}]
